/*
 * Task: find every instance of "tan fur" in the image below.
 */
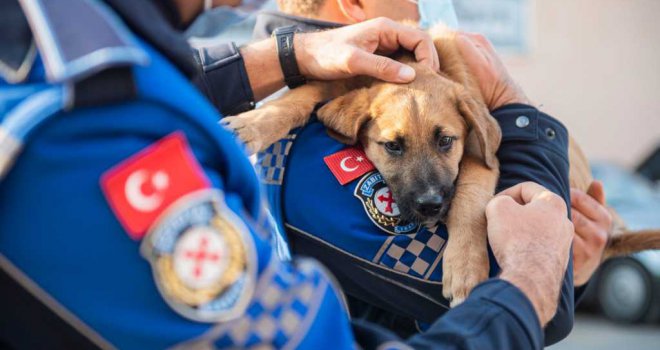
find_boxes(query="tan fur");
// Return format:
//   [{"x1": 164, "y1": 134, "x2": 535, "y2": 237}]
[{"x1": 226, "y1": 25, "x2": 660, "y2": 305}]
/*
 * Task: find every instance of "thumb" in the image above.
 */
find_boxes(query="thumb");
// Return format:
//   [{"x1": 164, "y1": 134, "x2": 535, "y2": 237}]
[
  {"x1": 351, "y1": 50, "x2": 416, "y2": 83},
  {"x1": 486, "y1": 195, "x2": 520, "y2": 220}
]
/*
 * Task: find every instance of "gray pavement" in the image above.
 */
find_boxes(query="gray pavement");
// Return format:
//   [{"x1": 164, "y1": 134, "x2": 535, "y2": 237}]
[{"x1": 548, "y1": 313, "x2": 660, "y2": 350}]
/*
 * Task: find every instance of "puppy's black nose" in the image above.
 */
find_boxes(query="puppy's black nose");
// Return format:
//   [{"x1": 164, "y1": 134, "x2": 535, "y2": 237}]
[{"x1": 415, "y1": 194, "x2": 444, "y2": 216}]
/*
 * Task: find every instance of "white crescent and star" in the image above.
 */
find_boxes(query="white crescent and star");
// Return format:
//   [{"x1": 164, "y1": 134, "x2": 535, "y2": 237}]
[
  {"x1": 340, "y1": 155, "x2": 365, "y2": 172},
  {"x1": 125, "y1": 169, "x2": 170, "y2": 212}
]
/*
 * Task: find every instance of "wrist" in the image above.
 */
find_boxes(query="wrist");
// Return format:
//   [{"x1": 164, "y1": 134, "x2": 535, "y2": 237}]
[
  {"x1": 273, "y1": 26, "x2": 307, "y2": 89},
  {"x1": 239, "y1": 39, "x2": 286, "y2": 101},
  {"x1": 293, "y1": 33, "x2": 311, "y2": 78},
  {"x1": 491, "y1": 93, "x2": 531, "y2": 112},
  {"x1": 490, "y1": 80, "x2": 531, "y2": 111},
  {"x1": 500, "y1": 266, "x2": 558, "y2": 325}
]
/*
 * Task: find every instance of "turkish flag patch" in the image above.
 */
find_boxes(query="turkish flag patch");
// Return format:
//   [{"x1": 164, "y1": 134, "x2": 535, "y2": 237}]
[
  {"x1": 100, "y1": 132, "x2": 211, "y2": 240},
  {"x1": 324, "y1": 147, "x2": 375, "y2": 185}
]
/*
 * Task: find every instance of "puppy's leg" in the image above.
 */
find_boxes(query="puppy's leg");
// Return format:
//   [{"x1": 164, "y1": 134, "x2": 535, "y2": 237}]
[
  {"x1": 442, "y1": 155, "x2": 499, "y2": 306},
  {"x1": 222, "y1": 80, "x2": 353, "y2": 154}
]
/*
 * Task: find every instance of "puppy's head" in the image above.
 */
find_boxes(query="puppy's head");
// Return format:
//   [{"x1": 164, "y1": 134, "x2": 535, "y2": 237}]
[{"x1": 318, "y1": 68, "x2": 500, "y2": 225}]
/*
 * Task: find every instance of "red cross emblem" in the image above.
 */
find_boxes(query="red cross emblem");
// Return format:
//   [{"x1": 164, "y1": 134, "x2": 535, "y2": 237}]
[
  {"x1": 377, "y1": 190, "x2": 395, "y2": 214},
  {"x1": 184, "y1": 237, "x2": 221, "y2": 278}
]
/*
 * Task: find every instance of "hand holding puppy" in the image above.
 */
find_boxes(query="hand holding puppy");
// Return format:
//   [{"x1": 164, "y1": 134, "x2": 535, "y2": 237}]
[
  {"x1": 571, "y1": 181, "x2": 611, "y2": 286},
  {"x1": 456, "y1": 32, "x2": 530, "y2": 111},
  {"x1": 295, "y1": 17, "x2": 440, "y2": 83},
  {"x1": 487, "y1": 182, "x2": 574, "y2": 326}
]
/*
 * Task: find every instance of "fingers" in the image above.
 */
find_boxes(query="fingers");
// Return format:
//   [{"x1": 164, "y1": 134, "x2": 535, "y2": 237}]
[
  {"x1": 571, "y1": 206, "x2": 609, "y2": 247},
  {"x1": 369, "y1": 18, "x2": 440, "y2": 72},
  {"x1": 497, "y1": 182, "x2": 551, "y2": 205},
  {"x1": 586, "y1": 180, "x2": 606, "y2": 205},
  {"x1": 485, "y1": 194, "x2": 520, "y2": 220},
  {"x1": 570, "y1": 187, "x2": 611, "y2": 224},
  {"x1": 349, "y1": 49, "x2": 417, "y2": 83}
]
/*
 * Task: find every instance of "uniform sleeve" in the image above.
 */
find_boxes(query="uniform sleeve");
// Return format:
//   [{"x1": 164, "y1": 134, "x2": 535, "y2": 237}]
[
  {"x1": 192, "y1": 42, "x2": 256, "y2": 116},
  {"x1": 350, "y1": 279, "x2": 543, "y2": 350},
  {"x1": 491, "y1": 103, "x2": 574, "y2": 346}
]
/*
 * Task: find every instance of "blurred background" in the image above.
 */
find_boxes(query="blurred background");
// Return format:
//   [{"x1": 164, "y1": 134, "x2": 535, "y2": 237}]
[
  {"x1": 208, "y1": 0, "x2": 660, "y2": 348},
  {"x1": 456, "y1": 1, "x2": 660, "y2": 348}
]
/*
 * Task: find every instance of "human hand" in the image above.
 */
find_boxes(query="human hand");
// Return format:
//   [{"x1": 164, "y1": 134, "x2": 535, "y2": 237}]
[
  {"x1": 571, "y1": 181, "x2": 611, "y2": 287},
  {"x1": 456, "y1": 32, "x2": 530, "y2": 111},
  {"x1": 486, "y1": 182, "x2": 574, "y2": 325},
  {"x1": 294, "y1": 18, "x2": 440, "y2": 83}
]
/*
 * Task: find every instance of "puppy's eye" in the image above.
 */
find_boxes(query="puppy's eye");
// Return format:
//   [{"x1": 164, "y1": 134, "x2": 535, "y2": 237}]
[
  {"x1": 438, "y1": 136, "x2": 454, "y2": 151},
  {"x1": 384, "y1": 141, "x2": 403, "y2": 155}
]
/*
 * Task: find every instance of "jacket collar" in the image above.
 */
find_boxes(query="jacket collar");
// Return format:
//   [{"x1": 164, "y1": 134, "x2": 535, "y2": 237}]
[{"x1": 0, "y1": 0, "x2": 36, "y2": 83}]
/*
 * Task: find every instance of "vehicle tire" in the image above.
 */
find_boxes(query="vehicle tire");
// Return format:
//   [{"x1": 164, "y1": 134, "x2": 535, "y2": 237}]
[{"x1": 597, "y1": 258, "x2": 655, "y2": 323}]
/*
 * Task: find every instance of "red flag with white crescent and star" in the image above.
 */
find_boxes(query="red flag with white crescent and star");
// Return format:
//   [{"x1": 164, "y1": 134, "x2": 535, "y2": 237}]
[
  {"x1": 323, "y1": 147, "x2": 375, "y2": 185},
  {"x1": 100, "y1": 132, "x2": 211, "y2": 240}
]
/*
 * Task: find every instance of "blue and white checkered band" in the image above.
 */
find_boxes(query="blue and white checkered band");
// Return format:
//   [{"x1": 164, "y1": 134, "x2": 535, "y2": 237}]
[
  {"x1": 373, "y1": 228, "x2": 447, "y2": 279},
  {"x1": 354, "y1": 172, "x2": 421, "y2": 235},
  {"x1": 257, "y1": 132, "x2": 298, "y2": 185},
  {"x1": 141, "y1": 189, "x2": 257, "y2": 323},
  {"x1": 185, "y1": 257, "x2": 332, "y2": 349}
]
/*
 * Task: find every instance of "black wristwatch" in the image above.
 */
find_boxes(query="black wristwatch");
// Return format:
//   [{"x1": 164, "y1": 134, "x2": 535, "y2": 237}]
[{"x1": 273, "y1": 25, "x2": 307, "y2": 89}]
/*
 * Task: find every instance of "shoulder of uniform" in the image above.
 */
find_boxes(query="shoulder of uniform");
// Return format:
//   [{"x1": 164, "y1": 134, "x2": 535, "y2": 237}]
[{"x1": 19, "y1": 0, "x2": 149, "y2": 83}]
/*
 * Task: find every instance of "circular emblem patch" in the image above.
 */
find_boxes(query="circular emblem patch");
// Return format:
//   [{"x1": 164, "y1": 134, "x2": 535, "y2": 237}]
[
  {"x1": 141, "y1": 189, "x2": 256, "y2": 322},
  {"x1": 354, "y1": 172, "x2": 420, "y2": 235}
]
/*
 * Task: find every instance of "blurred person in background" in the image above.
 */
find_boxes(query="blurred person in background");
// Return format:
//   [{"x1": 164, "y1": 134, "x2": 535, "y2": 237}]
[{"x1": 185, "y1": 0, "x2": 276, "y2": 46}]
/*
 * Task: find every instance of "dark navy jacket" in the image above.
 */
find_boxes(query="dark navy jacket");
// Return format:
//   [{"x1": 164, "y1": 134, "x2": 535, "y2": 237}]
[{"x1": 252, "y1": 11, "x2": 575, "y2": 347}]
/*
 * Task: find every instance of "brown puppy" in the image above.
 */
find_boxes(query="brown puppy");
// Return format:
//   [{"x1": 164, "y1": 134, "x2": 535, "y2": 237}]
[{"x1": 223, "y1": 27, "x2": 660, "y2": 305}]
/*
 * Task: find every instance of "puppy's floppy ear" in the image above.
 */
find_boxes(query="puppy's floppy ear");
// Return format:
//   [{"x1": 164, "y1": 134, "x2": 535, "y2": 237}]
[
  {"x1": 317, "y1": 88, "x2": 372, "y2": 145},
  {"x1": 458, "y1": 94, "x2": 502, "y2": 169}
]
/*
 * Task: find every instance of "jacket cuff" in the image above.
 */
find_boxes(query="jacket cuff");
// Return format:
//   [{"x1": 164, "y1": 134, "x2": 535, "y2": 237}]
[
  {"x1": 192, "y1": 42, "x2": 255, "y2": 116},
  {"x1": 492, "y1": 104, "x2": 569, "y2": 163},
  {"x1": 471, "y1": 278, "x2": 544, "y2": 349}
]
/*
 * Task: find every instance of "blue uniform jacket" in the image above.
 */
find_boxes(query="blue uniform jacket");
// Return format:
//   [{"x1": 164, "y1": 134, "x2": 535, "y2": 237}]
[{"x1": 0, "y1": 1, "x2": 354, "y2": 348}]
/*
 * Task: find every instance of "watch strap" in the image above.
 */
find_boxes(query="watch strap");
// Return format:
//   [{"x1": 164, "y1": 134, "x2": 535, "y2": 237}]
[{"x1": 273, "y1": 25, "x2": 307, "y2": 89}]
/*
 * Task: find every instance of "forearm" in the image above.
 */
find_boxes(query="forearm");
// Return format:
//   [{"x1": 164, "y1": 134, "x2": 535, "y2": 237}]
[
  {"x1": 239, "y1": 39, "x2": 287, "y2": 101},
  {"x1": 405, "y1": 279, "x2": 543, "y2": 350},
  {"x1": 492, "y1": 103, "x2": 570, "y2": 202},
  {"x1": 192, "y1": 42, "x2": 257, "y2": 116},
  {"x1": 191, "y1": 38, "x2": 289, "y2": 116},
  {"x1": 492, "y1": 103, "x2": 574, "y2": 345}
]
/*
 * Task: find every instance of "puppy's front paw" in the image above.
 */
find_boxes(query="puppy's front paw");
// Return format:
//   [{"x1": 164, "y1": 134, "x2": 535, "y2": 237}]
[
  {"x1": 441, "y1": 238, "x2": 489, "y2": 307},
  {"x1": 221, "y1": 108, "x2": 288, "y2": 155}
]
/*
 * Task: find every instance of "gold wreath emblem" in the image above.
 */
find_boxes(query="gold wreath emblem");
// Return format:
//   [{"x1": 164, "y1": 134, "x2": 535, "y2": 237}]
[
  {"x1": 156, "y1": 215, "x2": 246, "y2": 306},
  {"x1": 365, "y1": 198, "x2": 400, "y2": 227}
]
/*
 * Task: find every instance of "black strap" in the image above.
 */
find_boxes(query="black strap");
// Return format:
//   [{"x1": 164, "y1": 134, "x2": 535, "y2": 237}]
[
  {"x1": 273, "y1": 25, "x2": 307, "y2": 89},
  {"x1": 71, "y1": 66, "x2": 137, "y2": 109},
  {"x1": 0, "y1": 256, "x2": 107, "y2": 350}
]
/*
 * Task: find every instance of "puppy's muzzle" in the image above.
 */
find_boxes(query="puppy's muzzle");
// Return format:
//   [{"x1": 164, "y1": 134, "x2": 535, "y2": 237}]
[{"x1": 415, "y1": 193, "x2": 445, "y2": 217}]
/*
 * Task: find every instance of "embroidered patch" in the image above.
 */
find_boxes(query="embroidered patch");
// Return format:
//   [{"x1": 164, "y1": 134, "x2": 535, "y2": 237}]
[
  {"x1": 373, "y1": 229, "x2": 447, "y2": 279},
  {"x1": 141, "y1": 189, "x2": 256, "y2": 323},
  {"x1": 324, "y1": 147, "x2": 375, "y2": 185},
  {"x1": 100, "y1": 132, "x2": 210, "y2": 239},
  {"x1": 354, "y1": 172, "x2": 420, "y2": 235}
]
